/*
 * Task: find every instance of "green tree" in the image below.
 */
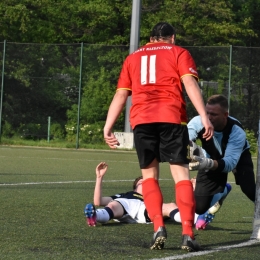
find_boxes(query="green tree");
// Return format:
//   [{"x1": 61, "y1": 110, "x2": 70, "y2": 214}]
[
  {"x1": 232, "y1": 0, "x2": 260, "y2": 47},
  {"x1": 1, "y1": 0, "x2": 258, "y2": 46},
  {"x1": 2, "y1": 43, "x2": 81, "y2": 137},
  {"x1": 0, "y1": 0, "x2": 259, "y2": 141},
  {"x1": 140, "y1": 0, "x2": 256, "y2": 46}
]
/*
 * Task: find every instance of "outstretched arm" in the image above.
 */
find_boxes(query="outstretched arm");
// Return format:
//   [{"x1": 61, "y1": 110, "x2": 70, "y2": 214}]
[
  {"x1": 93, "y1": 162, "x2": 112, "y2": 206},
  {"x1": 104, "y1": 89, "x2": 130, "y2": 149},
  {"x1": 182, "y1": 75, "x2": 214, "y2": 141}
]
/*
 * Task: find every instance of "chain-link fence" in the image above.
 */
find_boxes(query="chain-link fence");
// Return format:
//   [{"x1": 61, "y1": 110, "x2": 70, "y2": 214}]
[
  {"x1": 0, "y1": 42, "x2": 259, "y2": 147},
  {"x1": 186, "y1": 46, "x2": 260, "y2": 135},
  {"x1": 0, "y1": 42, "x2": 82, "y2": 140}
]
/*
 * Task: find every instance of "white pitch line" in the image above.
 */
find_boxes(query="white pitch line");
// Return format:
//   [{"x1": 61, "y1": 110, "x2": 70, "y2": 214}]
[
  {"x1": 0, "y1": 179, "x2": 137, "y2": 186},
  {"x1": 0, "y1": 156, "x2": 139, "y2": 164},
  {"x1": 0, "y1": 180, "x2": 236, "y2": 187},
  {"x1": 0, "y1": 179, "x2": 172, "y2": 186},
  {"x1": 150, "y1": 239, "x2": 260, "y2": 260}
]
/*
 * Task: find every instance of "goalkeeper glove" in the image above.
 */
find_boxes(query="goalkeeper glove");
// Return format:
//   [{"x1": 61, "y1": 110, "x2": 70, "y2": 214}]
[
  {"x1": 189, "y1": 155, "x2": 214, "y2": 171},
  {"x1": 189, "y1": 141, "x2": 205, "y2": 159}
]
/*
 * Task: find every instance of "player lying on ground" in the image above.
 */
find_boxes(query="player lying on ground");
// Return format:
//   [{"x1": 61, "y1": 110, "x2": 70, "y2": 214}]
[
  {"x1": 84, "y1": 162, "x2": 187, "y2": 226},
  {"x1": 84, "y1": 162, "x2": 231, "y2": 229}
]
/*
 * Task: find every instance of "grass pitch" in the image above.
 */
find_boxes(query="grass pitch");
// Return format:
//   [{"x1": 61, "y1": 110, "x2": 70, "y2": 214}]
[{"x1": 0, "y1": 146, "x2": 259, "y2": 259}]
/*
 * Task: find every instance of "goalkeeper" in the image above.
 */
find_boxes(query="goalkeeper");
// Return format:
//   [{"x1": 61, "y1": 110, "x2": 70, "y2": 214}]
[{"x1": 188, "y1": 94, "x2": 255, "y2": 229}]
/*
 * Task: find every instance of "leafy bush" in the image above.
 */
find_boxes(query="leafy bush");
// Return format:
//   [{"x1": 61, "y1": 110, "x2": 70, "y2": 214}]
[
  {"x1": 65, "y1": 124, "x2": 77, "y2": 142},
  {"x1": 79, "y1": 122, "x2": 104, "y2": 144},
  {"x1": 2, "y1": 121, "x2": 15, "y2": 137},
  {"x1": 19, "y1": 123, "x2": 44, "y2": 140},
  {"x1": 245, "y1": 129, "x2": 257, "y2": 155},
  {"x1": 50, "y1": 123, "x2": 65, "y2": 140},
  {"x1": 65, "y1": 122, "x2": 105, "y2": 144}
]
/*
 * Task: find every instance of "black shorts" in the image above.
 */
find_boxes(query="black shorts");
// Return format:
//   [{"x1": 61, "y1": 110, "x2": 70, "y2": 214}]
[
  {"x1": 195, "y1": 169, "x2": 227, "y2": 196},
  {"x1": 133, "y1": 123, "x2": 190, "y2": 169}
]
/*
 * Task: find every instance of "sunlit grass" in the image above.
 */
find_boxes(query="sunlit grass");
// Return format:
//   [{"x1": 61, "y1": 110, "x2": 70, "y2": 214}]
[{"x1": 0, "y1": 146, "x2": 259, "y2": 260}]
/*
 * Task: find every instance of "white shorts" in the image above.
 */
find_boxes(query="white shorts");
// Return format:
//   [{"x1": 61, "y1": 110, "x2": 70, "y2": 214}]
[{"x1": 113, "y1": 198, "x2": 151, "y2": 224}]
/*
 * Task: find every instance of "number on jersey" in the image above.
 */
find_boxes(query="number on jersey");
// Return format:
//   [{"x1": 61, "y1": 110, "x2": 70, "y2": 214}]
[{"x1": 141, "y1": 55, "x2": 156, "y2": 85}]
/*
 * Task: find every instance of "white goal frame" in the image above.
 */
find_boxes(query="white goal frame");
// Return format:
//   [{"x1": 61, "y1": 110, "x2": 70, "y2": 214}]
[{"x1": 251, "y1": 119, "x2": 260, "y2": 239}]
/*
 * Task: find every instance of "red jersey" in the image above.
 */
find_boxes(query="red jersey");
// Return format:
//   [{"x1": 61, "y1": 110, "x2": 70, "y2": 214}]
[{"x1": 117, "y1": 42, "x2": 199, "y2": 129}]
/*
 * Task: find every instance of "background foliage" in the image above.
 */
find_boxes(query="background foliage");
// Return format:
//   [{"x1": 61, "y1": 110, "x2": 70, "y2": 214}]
[{"x1": 0, "y1": 0, "x2": 259, "y2": 147}]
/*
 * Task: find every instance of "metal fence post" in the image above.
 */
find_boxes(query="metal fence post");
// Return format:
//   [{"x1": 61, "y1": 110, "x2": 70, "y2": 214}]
[
  {"x1": 228, "y1": 45, "x2": 232, "y2": 113},
  {"x1": 124, "y1": 0, "x2": 141, "y2": 133},
  {"x1": 76, "y1": 42, "x2": 83, "y2": 149},
  {"x1": 0, "y1": 40, "x2": 6, "y2": 142},
  {"x1": 47, "y1": 116, "x2": 51, "y2": 142}
]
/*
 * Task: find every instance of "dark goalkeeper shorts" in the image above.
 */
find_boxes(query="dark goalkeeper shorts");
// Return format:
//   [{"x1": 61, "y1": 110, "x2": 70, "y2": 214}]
[{"x1": 133, "y1": 123, "x2": 190, "y2": 169}]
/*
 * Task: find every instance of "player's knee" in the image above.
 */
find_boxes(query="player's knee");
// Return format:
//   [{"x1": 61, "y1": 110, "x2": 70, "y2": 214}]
[
  {"x1": 107, "y1": 201, "x2": 124, "y2": 217},
  {"x1": 195, "y1": 203, "x2": 208, "y2": 215}
]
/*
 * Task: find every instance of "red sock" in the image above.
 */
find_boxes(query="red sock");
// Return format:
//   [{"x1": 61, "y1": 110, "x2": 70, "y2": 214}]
[
  {"x1": 175, "y1": 180, "x2": 195, "y2": 239},
  {"x1": 142, "y1": 178, "x2": 164, "y2": 231}
]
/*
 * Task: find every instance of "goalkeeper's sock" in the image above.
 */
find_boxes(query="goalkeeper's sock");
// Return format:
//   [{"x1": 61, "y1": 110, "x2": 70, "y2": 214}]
[
  {"x1": 209, "y1": 185, "x2": 229, "y2": 207},
  {"x1": 176, "y1": 180, "x2": 195, "y2": 239},
  {"x1": 142, "y1": 178, "x2": 164, "y2": 231},
  {"x1": 96, "y1": 207, "x2": 114, "y2": 223}
]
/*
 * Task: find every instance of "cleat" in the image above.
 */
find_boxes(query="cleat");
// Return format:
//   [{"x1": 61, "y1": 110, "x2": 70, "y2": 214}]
[
  {"x1": 195, "y1": 212, "x2": 214, "y2": 230},
  {"x1": 181, "y1": 234, "x2": 202, "y2": 252},
  {"x1": 195, "y1": 183, "x2": 232, "y2": 230},
  {"x1": 84, "y1": 203, "x2": 97, "y2": 227},
  {"x1": 150, "y1": 226, "x2": 167, "y2": 250}
]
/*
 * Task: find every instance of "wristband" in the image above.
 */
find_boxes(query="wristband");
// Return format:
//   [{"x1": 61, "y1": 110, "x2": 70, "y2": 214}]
[{"x1": 216, "y1": 159, "x2": 225, "y2": 172}]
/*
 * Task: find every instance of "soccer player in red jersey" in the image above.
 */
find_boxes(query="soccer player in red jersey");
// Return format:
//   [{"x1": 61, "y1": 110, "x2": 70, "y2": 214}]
[{"x1": 104, "y1": 22, "x2": 213, "y2": 252}]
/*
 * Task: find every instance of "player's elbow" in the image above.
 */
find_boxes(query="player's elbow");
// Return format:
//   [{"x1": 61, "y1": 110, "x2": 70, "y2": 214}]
[
  {"x1": 114, "y1": 89, "x2": 130, "y2": 103},
  {"x1": 93, "y1": 200, "x2": 101, "y2": 206}
]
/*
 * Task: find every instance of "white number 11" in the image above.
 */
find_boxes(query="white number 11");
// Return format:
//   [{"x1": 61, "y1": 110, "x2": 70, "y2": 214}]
[{"x1": 141, "y1": 55, "x2": 156, "y2": 85}]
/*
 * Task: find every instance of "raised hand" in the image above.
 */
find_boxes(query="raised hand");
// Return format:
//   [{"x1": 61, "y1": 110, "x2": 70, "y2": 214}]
[{"x1": 95, "y1": 162, "x2": 108, "y2": 178}]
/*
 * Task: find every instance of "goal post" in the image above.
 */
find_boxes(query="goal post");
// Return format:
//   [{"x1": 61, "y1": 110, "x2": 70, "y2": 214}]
[{"x1": 251, "y1": 119, "x2": 260, "y2": 239}]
